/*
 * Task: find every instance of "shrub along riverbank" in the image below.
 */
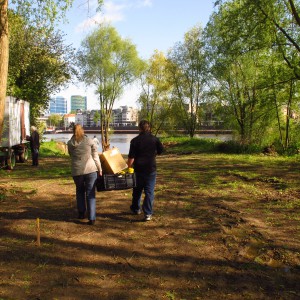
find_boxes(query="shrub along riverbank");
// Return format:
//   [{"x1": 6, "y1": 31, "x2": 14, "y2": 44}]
[
  {"x1": 41, "y1": 136, "x2": 294, "y2": 157},
  {"x1": 160, "y1": 136, "x2": 298, "y2": 155}
]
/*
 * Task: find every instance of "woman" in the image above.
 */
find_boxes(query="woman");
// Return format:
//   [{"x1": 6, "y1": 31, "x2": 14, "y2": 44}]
[{"x1": 67, "y1": 124, "x2": 102, "y2": 225}]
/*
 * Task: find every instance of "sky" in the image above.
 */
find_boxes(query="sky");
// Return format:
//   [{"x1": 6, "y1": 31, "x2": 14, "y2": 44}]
[{"x1": 53, "y1": 0, "x2": 215, "y2": 110}]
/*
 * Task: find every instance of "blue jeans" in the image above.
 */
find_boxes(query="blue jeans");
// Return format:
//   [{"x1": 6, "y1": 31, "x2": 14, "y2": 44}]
[
  {"x1": 73, "y1": 172, "x2": 97, "y2": 221},
  {"x1": 131, "y1": 171, "x2": 156, "y2": 216}
]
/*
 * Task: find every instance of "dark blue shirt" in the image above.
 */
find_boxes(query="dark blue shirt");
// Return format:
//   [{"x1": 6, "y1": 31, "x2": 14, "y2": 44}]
[
  {"x1": 128, "y1": 132, "x2": 164, "y2": 173},
  {"x1": 29, "y1": 131, "x2": 40, "y2": 151}
]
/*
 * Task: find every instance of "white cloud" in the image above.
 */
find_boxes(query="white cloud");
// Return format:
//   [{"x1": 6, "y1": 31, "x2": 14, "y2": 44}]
[
  {"x1": 103, "y1": 1, "x2": 127, "y2": 21},
  {"x1": 75, "y1": 1, "x2": 127, "y2": 33},
  {"x1": 75, "y1": 0, "x2": 153, "y2": 33},
  {"x1": 137, "y1": 0, "x2": 152, "y2": 7}
]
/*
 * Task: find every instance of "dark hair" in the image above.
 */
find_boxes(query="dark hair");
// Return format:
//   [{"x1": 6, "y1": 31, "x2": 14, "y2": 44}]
[{"x1": 139, "y1": 120, "x2": 150, "y2": 132}]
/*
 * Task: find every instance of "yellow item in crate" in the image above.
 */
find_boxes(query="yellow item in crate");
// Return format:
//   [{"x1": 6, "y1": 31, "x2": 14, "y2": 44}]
[
  {"x1": 118, "y1": 167, "x2": 134, "y2": 175},
  {"x1": 128, "y1": 167, "x2": 134, "y2": 174}
]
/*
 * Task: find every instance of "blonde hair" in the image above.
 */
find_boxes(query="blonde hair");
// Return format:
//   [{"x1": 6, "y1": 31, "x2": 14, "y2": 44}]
[{"x1": 73, "y1": 124, "x2": 84, "y2": 142}]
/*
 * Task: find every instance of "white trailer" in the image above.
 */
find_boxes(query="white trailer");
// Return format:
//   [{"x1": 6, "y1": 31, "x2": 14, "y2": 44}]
[{"x1": 0, "y1": 96, "x2": 30, "y2": 170}]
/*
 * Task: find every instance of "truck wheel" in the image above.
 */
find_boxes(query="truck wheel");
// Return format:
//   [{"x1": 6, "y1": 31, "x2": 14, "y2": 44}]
[
  {"x1": 6, "y1": 151, "x2": 16, "y2": 170},
  {"x1": 19, "y1": 148, "x2": 29, "y2": 163}
]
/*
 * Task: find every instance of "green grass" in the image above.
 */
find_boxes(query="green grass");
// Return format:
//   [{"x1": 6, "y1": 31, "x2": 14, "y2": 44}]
[
  {"x1": 161, "y1": 136, "x2": 300, "y2": 156},
  {"x1": 161, "y1": 136, "x2": 221, "y2": 153},
  {"x1": 0, "y1": 141, "x2": 71, "y2": 179},
  {"x1": 40, "y1": 140, "x2": 67, "y2": 157}
]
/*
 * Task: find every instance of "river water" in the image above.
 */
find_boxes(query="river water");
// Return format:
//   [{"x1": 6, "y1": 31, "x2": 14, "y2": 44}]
[
  {"x1": 43, "y1": 133, "x2": 134, "y2": 154},
  {"x1": 43, "y1": 132, "x2": 233, "y2": 154}
]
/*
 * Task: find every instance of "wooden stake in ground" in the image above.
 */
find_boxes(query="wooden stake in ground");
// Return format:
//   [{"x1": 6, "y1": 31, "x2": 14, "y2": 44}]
[{"x1": 36, "y1": 218, "x2": 40, "y2": 247}]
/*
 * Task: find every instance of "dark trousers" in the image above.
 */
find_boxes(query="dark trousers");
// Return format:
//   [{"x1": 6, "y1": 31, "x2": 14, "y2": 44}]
[
  {"x1": 32, "y1": 148, "x2": 39, "y2": 166},
  {"x1": 131, "y1": 171, "x2": 156, "y2": 216}
]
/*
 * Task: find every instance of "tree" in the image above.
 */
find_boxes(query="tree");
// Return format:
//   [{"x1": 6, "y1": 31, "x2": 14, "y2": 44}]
[
  {"x1": 47, "y1": 114, "x2": 63, "y2": 128},
  {"x1": 267, "y1": 62, "x2": 300, "y2": 151},
  {"x1": 167, "y1": 25, "x2": 206, "y2": 137},
  {"x1": 93, "y1": 111, "x2": 101, "y2": 126},
  {"x1": 138, "y1": 50, "x2": 173, "y2": 135},
  {"x1": 77, "y1": 24, "x2": 145, "y2": 151},
  {"x1": 8, "y1": 11, "x2": 76, "y2": 124},
  {"x1": 214, "y1": 0, "x2": 300, "y2": 78},
  {"x1": 205, "y1": 2, "x2": 274, "y2": 144},
  {"x1": 209, "y1": 0, "x2": 300, "y2": 148},
  {"x1": 0, "y1": 0, "x2": 9, "y2": 143},
  {"x1": 0, "y1": 0, "x2": 103, "y2": 141}
]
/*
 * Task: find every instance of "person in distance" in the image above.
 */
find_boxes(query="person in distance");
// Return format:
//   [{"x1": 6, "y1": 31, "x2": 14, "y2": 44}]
[
  {"x1": 93, "y1": 135, "x2": 100, "y2": 147},
  {"x1": 26, "y1": 126, "x2": 40, "y2": 167}
]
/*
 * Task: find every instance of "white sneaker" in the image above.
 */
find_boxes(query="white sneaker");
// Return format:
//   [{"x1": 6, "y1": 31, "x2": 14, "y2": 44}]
[{"x1": 144, "y1": 215, "x2": 152, "y2": 221}]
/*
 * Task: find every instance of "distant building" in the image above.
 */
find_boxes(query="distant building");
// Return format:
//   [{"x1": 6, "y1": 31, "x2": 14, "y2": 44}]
[
  {"x1": 73, "y1": 106, "x2": 137, "y2": 128},
  {"x1": 75, "y1": 112, "x2": 84, "y2": 127},
  {"x1": 112, "y1": 106, "x2": 138, "y2": 126},
  {"x1": 64, "y1": 114, "x2": 76, "y2": 129},
  {"x1": 74, "y1": 110, "x2": 100, "y2": 127},
  {"x1": 49, "y1": 96, "x2": 67, "y2": 115},
  {"x1": 71, "y1": 95, "x2": 87, "y2": 112}
]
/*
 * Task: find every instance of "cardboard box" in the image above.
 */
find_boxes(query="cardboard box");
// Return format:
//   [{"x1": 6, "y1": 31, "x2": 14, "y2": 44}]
[
  {"x1": 96, "y1": 173, "x2": 136, "y2": 191},
  {"x1": 100, "y1": 147, "x2": 127, "y2": 174}
]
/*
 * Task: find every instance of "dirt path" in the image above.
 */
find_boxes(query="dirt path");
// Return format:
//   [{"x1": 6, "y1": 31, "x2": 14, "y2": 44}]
[{"x1": 0, "y1": 154, "x2": 300, "y2": 299}]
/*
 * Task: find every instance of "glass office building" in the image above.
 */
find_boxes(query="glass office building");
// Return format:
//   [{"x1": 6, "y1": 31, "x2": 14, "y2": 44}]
[
  {"x1": 71, "y1": 95, "x2": 87, "y2": 112},
  {"x1": 49, "y1": 96, "x2": 67, "y2": 114}
]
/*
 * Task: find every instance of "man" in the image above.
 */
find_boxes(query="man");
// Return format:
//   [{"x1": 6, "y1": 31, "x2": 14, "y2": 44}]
[
  {"x1": 93, "y1": 135, "x2": 100, "y2": 147},
  {"x1": 27, "y1": 126, "x2": 40, "y2": 166},
  {"x1": 127, "y1": 120, "x2": 164, "y2": 221}
]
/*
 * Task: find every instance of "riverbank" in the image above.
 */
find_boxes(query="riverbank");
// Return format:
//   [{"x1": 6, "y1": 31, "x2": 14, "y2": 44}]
[
  {"x1": 46, "y1": 128, "x2": 233, "y2": 135},
  {"x1": 0, "y1": 147, "x2": 299, "y2": 299},
  {"x1": 84, "y1": 129, "x2": 234, "y2": 134},
  {"x1": 42, "y1": 132, "x2": 235, "y2": 155}
]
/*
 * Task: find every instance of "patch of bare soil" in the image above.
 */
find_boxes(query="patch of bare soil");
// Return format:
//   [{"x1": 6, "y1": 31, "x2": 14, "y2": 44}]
[{"x1": 0, "y1": 154, "x2": 300, "y2": 300}]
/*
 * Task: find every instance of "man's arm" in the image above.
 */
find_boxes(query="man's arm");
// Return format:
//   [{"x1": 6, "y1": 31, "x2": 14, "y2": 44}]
[
  {"x1": 157, "y1": 139, "x2": 164, "y2": 155},
  {"x1": 127, "y1": 157, "x2": 134, "y2": 168}
]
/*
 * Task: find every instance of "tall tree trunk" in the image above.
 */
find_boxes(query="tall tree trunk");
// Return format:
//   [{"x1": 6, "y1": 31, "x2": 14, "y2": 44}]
[
  {"x1": 273, "y1": 89, "x2": 284, "y2": 152},
  {"x1": 285, "y1": 80, "x2": 294, "y2": 151},
  {"x1": 0, "y1": 0, "x2": 9, "y2": 143}
]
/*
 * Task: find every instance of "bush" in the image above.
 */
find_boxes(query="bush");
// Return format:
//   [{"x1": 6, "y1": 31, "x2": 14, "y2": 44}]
[
  {"x1": 217, "y1": 141, "x2": 262, "y2": 154},
  {"x1": 161, "y1": 136, "x2": 221, "y2": 154},
  {"x1": 286, "y1": 142, "x2": 300, "y2": 156},
  {"x1": 40, "y1": 141, "x2": 68, "y2": 157},
  {"x1": 270, "y1": 139, "x2": 300, "y2": 156}
]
